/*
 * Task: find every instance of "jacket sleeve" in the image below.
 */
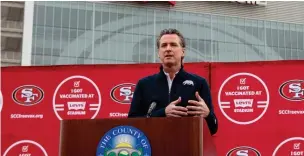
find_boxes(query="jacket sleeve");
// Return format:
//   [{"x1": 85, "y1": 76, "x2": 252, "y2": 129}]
[
  {"x1": 150, "y1": 108, "x2": 166, "y2": 117},
  {"x1": 128, "y1": 79, "x2": 145, "y2": 117},
  {"x1": 199, "y1": 78, "x2": 218, "y2": 135}
]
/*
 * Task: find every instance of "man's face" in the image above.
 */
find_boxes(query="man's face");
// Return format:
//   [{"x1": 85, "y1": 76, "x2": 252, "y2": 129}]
[{"x1": 158, "y1": 34, "x2": 185, "y2": 67}]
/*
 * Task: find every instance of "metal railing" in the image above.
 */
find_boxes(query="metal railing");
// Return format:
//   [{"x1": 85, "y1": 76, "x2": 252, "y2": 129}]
[
  {"x1": 1, "y1": 1, "x2": 25, "y2": 8},
  {"x1": 1, "y1": 20, "x2": 23, "y2": 31},
  {"x1": 1, "y1": 51, "x2": 22, "y2": 63}
]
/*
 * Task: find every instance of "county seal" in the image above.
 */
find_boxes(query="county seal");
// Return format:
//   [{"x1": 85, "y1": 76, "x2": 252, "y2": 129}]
[{"x1": 96, "y1": 125, "x2": 152, "y2": 156}]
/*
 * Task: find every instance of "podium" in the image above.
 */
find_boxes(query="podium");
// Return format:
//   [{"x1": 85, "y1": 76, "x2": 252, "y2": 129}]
[{"x1": 59, "y1": 117, "x2": 217, "y2": 156}]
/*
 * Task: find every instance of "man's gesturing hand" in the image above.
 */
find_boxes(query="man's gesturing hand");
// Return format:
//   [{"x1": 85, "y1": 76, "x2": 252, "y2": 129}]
[
  {"x1": 187, "y1": 92, "x2": 210, "y2": 117},
  {"x1": 165, "y1": 97, "x2": 188, "y2": 117}
]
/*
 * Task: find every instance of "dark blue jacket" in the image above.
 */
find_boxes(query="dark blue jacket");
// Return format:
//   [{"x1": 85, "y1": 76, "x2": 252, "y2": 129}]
[{"x1": 128, "y1": 65, "x2": 218, "y2": 135}]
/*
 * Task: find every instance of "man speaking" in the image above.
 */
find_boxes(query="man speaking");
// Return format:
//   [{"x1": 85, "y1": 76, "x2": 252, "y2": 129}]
[{"x1": 128, "y1": 28, "x2": 218, "y2": 135}]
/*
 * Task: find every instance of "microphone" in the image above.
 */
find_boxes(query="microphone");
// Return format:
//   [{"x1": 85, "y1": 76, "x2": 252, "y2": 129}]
[{"x1": 146, "y1": 102, "x2": 157, "y2": 118}]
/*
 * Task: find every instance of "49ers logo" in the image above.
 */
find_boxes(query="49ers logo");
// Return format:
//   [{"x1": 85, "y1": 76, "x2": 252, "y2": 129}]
[
  {"x1": 110, "y1": 83, "x2": 135, "y2": 104},
  {"x1": 12, "y1": 85, "x2": 44, "y2": 106},
  {"x1": 279, "y1": 80, "x2": 304, "y2": 101},
  {"x1": 227, "y1": 146, "x2": 261, "y2": 156}
]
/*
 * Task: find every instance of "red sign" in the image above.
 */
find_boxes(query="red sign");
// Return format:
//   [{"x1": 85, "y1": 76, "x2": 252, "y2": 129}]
[
  {"x1": 211, "y1": 60, "x2": 304, "y2": 156},
  {"x1": 1, "y1": 63, "x2": 209, "y2": 155},
  {"x1": 168, "y1": 1, "x2": 176, "y2": 6},
  {"x1": 1, "y1": 60, "x2": 304, "y2": 155}
]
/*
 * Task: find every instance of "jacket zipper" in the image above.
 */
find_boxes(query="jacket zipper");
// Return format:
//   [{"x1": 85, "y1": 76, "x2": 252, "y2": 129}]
[
  {"x1": 167, "y1": 73, "x2": 177, "y2": 104},
  {"x1": 168, "y1": 78, "x2": 175, "y2": 104},
  {"x1": 168, "y1": 91, "x2": 171, "y2": 104}
]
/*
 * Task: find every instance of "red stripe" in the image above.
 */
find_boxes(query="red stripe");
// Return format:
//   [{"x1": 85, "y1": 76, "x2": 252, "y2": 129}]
[{"x1": 168, "y1": 1, "x2": 176, "y2": 6}]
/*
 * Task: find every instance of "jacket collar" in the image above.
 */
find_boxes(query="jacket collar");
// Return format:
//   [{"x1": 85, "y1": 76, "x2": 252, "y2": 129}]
[{"x1": 158, "y1": 64, "x2": 187, "y2": 80}]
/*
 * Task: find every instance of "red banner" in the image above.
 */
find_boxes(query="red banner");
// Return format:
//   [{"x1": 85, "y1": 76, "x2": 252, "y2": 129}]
[
  {"x1": 211, "y1": 60, "x2": 304, "y2": 156},
  {"x1": 1, "y1": 63, "x2": 209, "y2": 156},
  {"x1": 1, "y1": 61, "x2": 304, "y2": 156},
  {"x1": 168, "y1": 1, "x2": 176, "y2": 6}
]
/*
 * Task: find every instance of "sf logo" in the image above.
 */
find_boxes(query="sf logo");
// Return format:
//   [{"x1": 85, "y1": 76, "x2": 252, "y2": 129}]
[
  {"x1": 110, "y1": 83, "x2": 136, "y2": 104},
  {"x1": 235, "y1": 150, "x2": 249, "y2": 156},
  {"x1": 120, "y1": 86, "x2": 134, "y2": 101},
  {"x1": 21, "y1": 88, "x2": 38, "y2": 103},
  {"x1": 279, "y1": 80, "x2": 304, "y2": 101},
  {"x1": 289, "y1": 83, "x2": 304, "y2": 99},
  {"x1": 226, "y1": 146, "x2": 261, "y2": 156}
]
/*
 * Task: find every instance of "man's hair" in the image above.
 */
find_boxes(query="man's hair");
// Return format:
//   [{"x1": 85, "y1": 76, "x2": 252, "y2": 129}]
[{"x1": 156, "y1": 28, "x2": 186, "y2": 49}]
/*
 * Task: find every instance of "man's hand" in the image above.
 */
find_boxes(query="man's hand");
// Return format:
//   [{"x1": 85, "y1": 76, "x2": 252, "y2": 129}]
[
  {"x1": 165, "y1": 97, "x2": 188, "y2": 117},
  {"x1": 187, "y1": 92, "x2": 210, "y2": 117}
]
